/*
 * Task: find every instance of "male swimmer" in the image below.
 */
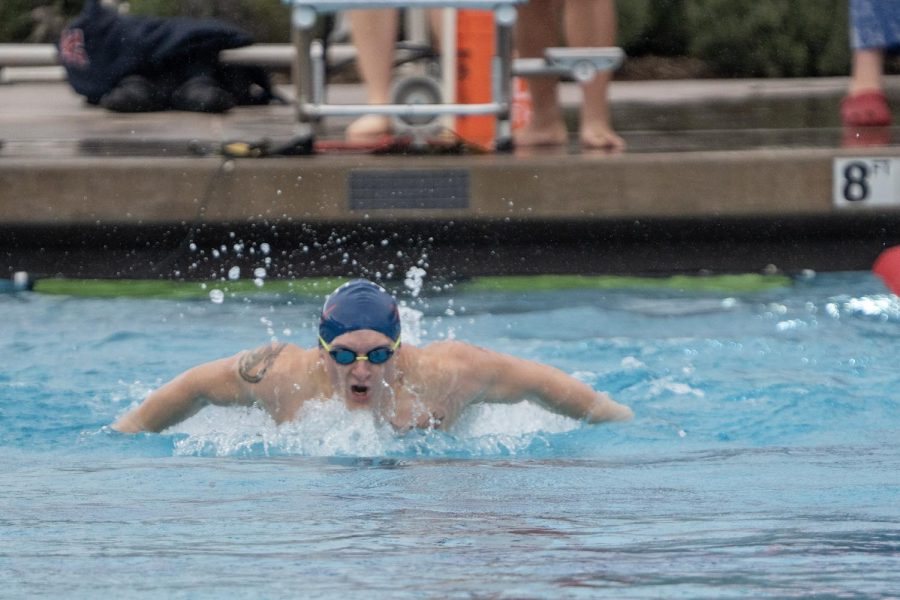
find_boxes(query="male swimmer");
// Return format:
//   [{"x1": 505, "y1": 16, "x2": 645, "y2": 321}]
[{"x1": 112, "y1": 279, "x2": 633, "y2": 433}]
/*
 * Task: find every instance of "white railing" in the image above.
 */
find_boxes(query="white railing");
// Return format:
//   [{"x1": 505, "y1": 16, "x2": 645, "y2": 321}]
[{"x1": 0, "y1": 42, "x2": 335, "y2": 83}]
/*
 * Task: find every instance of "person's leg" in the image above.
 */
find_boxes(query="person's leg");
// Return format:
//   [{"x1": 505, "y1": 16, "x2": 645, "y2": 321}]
[
  {"x1": 346, "y1": 9, "x2": 398, "y2": 141},
  {"x1": 843, "y1": 0, "x2": 892, "y2": 127},
  {"x1": 848, "y1": 48, "x2": 885, "y2": 95},
  {"x1": 514, "y1": 0, "x2": 568, "y2": 146},
  {"x1": 842, "y1": 47, "x2": 891, "y2": 127},
  {"x1": 563, "y1": 0, "x2": 624, "y2": 149}
]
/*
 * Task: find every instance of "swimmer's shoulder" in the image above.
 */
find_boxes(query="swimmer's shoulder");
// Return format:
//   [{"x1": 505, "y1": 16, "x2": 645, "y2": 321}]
[
  {"x1": 230, "y1": 343, "x2": 323, "y2": 423},
  {"x1": 236, "y1": 342, "x2": 317, "y2": 383},
  {"x1": 410, "y1": 341, "x2": 504, "y2": 404},
  {"x1": 414, "y1": 339, "x2": 492, "y2": 370},
  {"x1": 418, "y1": 340, "x2": 520, "y2": 378},
  {"x1": 421, "y1": 339, "x2": 492, "y2": 355}
]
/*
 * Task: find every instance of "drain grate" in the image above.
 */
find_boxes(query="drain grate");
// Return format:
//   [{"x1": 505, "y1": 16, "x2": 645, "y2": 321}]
[{"x1": 348, "y1": 170, "x2": 470, "y2": 210}]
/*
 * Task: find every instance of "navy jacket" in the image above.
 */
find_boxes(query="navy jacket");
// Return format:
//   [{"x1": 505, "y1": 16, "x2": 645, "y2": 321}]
[{"x1": 58, "y1": 0, "x2": 254, "y2": 103}]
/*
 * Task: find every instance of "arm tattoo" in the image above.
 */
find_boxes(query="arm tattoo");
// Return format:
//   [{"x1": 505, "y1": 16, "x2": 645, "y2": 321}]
[{"x1": 238, "y1": 343, "x2": 287, "y2": 383}]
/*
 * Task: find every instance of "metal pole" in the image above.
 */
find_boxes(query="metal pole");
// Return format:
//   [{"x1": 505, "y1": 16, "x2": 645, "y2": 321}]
[
  {"x1": 291, "y1": 5, "x2": 318, "y2": 143},
  {"x1": 493, "y1": 3, "x2": 517, "y2": 151},
  {"x1": 440, "y1": 9, "x2": 458, "y2": 132}
]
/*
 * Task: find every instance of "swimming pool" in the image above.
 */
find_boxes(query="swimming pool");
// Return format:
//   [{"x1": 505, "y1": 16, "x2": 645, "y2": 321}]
[{"x1": 2, "y1": 272, "x2": 898, "y2": 598}]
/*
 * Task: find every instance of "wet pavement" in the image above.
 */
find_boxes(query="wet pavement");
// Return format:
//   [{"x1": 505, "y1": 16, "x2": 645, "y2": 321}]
[{"x1": 4, "y1": 76, "x2": 898, "y2": 157}]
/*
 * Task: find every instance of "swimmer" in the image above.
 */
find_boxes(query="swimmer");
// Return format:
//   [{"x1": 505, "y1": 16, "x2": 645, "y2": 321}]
[{"x1": 112, "y1": 279, "x2": 633, "y2": 433}]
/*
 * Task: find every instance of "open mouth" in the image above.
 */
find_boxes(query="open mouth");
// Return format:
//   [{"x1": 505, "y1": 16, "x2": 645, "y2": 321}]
[{"x1": 350, "y1": 385, "x2": 370, "y2": 402}]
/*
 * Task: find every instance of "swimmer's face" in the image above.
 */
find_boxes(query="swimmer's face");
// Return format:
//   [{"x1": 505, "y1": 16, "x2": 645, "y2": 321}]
[{"x1": 320, "y1": 329, "x2": 400, "y2": 410}]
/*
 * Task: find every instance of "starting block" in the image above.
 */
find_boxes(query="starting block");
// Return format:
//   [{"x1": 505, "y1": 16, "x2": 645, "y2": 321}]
[
  {"x1": 281, "y1": 0, "x2": 622, "y2": 152},
  {"x1": 283, "y1": 0, "x2": 522, "y2": 152},
  {"x1": 514, "y1": 47, "x2": 624, "y2": 82}
]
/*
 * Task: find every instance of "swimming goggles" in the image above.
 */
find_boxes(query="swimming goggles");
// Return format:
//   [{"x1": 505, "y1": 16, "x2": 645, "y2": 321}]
[{"x1": 318, "y1": 336, "x2": 401, "y2": 365}]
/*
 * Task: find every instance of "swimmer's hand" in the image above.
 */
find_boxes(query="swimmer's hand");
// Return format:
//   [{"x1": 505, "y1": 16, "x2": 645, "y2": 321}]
[
  {"x1": 585, "y1": 392, "x2": 633, "y2": 423},
  {"x1": 111, "y1": 412, "x2": 144, "y2": 433}
]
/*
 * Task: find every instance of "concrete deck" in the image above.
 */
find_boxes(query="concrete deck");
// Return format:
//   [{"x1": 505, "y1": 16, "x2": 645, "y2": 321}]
[{"x1": 3, "y1": 77, "x2": 900, "y2": 280}]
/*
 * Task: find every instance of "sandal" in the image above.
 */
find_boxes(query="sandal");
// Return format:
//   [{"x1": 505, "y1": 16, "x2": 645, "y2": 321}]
[{"x1": 841, "y1": 90, "x2": 892, "y2": 127}]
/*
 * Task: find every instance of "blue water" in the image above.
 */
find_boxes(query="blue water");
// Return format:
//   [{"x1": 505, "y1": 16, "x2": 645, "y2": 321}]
[{"x1": 2, "y1": 272, "x2": 899, "y2": 598}]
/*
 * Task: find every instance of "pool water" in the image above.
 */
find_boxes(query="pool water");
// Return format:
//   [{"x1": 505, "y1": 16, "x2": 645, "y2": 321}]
[{"x1": 2, "y1": 272, "x2": 898, "y2": 598}]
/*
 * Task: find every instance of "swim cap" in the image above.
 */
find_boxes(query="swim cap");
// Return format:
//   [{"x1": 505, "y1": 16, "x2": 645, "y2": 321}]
[{"x1": 318, "y1": 279, "x2": 401, "y2": 344}]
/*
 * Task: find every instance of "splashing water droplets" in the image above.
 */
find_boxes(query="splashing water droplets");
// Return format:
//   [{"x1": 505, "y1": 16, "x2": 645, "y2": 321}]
[
  {"x1": 168, "y1": 398, "x2": 581, "y2": 458},
  {"x1": 404, "y1": 266, "x2": 427, "y2": 298},
  {"x1": 171, "y1": 401, "x2": 400, "y2": 457}
]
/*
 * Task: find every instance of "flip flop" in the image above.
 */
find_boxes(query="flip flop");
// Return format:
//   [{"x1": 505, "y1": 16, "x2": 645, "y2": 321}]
[{"x1": 841, "y1": 90, "x2": 892, "y2": 127}]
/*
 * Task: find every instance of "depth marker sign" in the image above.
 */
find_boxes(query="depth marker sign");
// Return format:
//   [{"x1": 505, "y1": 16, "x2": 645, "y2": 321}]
[{"x1": 833, "y1": 157, "x2": 900, "y2": 208}]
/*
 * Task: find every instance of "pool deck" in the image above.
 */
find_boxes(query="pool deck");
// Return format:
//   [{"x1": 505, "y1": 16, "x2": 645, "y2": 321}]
[{"x1": 4, "y1": 76, "x2": 900, "y2": 280}]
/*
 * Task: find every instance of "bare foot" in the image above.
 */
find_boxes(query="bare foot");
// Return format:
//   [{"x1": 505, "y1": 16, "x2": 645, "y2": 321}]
[
  {"x1": 346, "y1": 114, "x2": 392, "y2": 143},
  {"x1": 580, "y1": 124, "x2": 625, "y2": 151},
  {"x1": 513, "y1": 119, "x2": 568, "y2": 147}
]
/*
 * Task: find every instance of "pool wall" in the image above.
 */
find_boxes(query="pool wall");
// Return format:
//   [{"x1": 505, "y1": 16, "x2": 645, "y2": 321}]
[{"x1": 3, "y1": 78, "x2": 900, "y2": 278}]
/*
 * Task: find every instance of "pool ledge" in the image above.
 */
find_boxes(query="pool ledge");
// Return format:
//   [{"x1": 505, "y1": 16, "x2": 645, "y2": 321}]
[
  {"x1": 3, "y1": 79, "x2": 900, "y2": 278},
  {"x1": 2, "y1": 147, "x2": 899, "y2": 224}
]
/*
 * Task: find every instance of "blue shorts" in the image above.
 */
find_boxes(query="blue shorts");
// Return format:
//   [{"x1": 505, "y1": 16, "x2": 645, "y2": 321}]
[{"x1": 851, "y1": 0, "x2": 900, "y2": 50}]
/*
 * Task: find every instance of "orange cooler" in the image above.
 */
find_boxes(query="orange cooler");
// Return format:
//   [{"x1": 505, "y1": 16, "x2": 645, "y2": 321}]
[{"x1": 455, "y1": 9, "x2": 495, "y2": 147}]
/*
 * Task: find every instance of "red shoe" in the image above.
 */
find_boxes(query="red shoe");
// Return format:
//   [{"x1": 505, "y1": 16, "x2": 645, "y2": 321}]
[{"x1": 841, "y1": 90, "x2": 892, "y2": 127}]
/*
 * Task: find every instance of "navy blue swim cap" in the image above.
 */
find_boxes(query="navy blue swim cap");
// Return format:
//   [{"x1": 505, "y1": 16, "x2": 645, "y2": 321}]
[{"x1": 319, "y1": 279, "x2": 401, "y2": 344}]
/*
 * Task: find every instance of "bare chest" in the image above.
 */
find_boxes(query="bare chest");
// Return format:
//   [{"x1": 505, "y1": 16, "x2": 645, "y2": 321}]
[{"x1": 386, "y1": 381, "x2": 475, "y2": 431}]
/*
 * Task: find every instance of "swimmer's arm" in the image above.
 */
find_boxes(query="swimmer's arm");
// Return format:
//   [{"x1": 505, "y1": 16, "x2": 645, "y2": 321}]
[
  {"x1": 470, "y1": 347, "x2": 633, "y2": 423},
  {"x1": 111, "y1": 355, "x2": 250, "y2": 433}
]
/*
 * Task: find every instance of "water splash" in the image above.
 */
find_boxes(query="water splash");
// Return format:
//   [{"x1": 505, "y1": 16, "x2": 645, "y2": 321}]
[
  {"x1": 404, "y1": 266, "x2": 427, "y2": 298},
  {"x1": 398, "y1": 305, "x2": 424, "y2": 346},
  {"x1": 839, "y1": 294, "x2": 900, "y2": 321},
  {"x1": 167, "y1": 399, "x2": 582, "y2": 458}
]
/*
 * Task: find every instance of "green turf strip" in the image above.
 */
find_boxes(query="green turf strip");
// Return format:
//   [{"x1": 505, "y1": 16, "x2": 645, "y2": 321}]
[
  {"x1": 32, "y1": 277, "x2": 348, "y2": 299},
  {"x1": 455, "y1": 274, "x2": 792, "y2": 294},
  {"x1": 30, "y1": 274, "x2": 790, "y2": 299}
]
